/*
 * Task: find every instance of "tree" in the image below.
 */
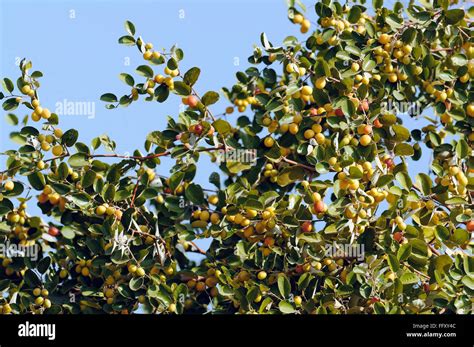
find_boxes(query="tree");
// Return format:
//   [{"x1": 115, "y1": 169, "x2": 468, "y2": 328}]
[{"x1": 0, "y1": 0, "x2": 472, "y2": 315}]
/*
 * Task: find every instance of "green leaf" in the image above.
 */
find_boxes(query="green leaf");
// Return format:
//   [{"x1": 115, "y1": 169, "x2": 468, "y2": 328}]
[
  {"x1": 201, "y1": 91, "x2": 219, "y2": 106},
  {"x1": 173, "y1": 81, "x2": 191, "y2": 96},
  {"x1": 82, "y1": 170, "x2": 97, "y2": 188},
  {"x1": 444, "y1": 9, "x2": 464, "y2": 25},
  {"x1": 348, "y1": 6, "x2": 362, "y2": 23},
  {"x1": 5, "y1": 113, "x2": 18, "y2": 126},
  {"x1": 169, "y1": 171, "x2": 185, "y2": 192},
  {"x1": 61, "y1": 129, "x2": 79, "y2": 147},
  {"x1": 37, "y1": 256, "x2": 51, "y2": 274},
  {"x1": 155, "y1": 84, "x2": 169, "y2": 103},
  {"x1": 136, "y1": 65, "x2": 154, "y2": 78},
  {"x1": 278, "y1": 300, "x2": 296, "y2": 314},
  {"x1": 70, "y1": 193, "x2": 91, "y2": 207},
  {"x1": 456, "y1": 139, "x2": 469, "y2": 159},
  {"x1": 400, "y1": 272, "x2": 419, "y2": 285},
  {"x1": 2, "y1": 78, "x2": 14, "y2": 93},
  {"x1": 24, "y1": 269, "x2": 42, "y2": 287},
  {"x1": 183, "y1": 67, "x2": 200, "y2": 86},
  {"x1": 435, "y1": 225, "x2": 450, "y2": 241},
  {"x1": 119, "y1": 73, "x2": 135, "y2": 86},
  {"x1": 388, "y1": 254, "x2": 400, "y2": 272},
  {"x1": 394, "y1": 143, "x2": 414, "y2": 156},
  {"x1": 27, "y1": 171, "x2": 45, "y2": 190},
  {"x1": 277, "y1": 274, "x2": 291, "y2": 298},
  {"x1": 416, "y1": 173, "x2": 432, "y2": 195},
  {"x1": 397, "y1": 243, "x2": 412, "y2": 261},
  {"x1": 212, "y1": 119, "x2": 232, "y2": 135},
  {"x1": 185, "y1": 183, "x2": 205, "y2": 205},
  {"x1": 395, "y1": 171, "x2": 412, "y2": 190},
  {"x1": 124, "y1": 20, "x2": 136, "y2": 35},
  {"x1": 376, "y1": 174, "x2": 394, "y2": 187},
  {"x1": 391, "y1": 124, "x2": 410, "y2": 142},
  {"x1": 129, "y1": 277, "x2": 144, "y2": 291},
  {"x1": 463, "y1": 256, "x2": 474, "y2": 277},
  {"x1": 118, "y1": 36, "x2": 135, "y2": 45},
  {"x1": 100, "y1": 93, "x2": 117, "y2": 103},
  {"x1": 69, "y1": 153, "x2": 89, "y2": 168}
]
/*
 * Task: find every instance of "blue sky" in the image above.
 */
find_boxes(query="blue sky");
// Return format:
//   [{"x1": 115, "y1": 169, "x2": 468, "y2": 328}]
[{"x1": 0, "y1": 0, "x2": 436, "y2": 255}]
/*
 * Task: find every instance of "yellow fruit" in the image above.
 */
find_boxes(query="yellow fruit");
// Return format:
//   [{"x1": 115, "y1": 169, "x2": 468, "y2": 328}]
[
  {"x1": 210, "y1": 213, "x2": 220, "y2": 224},
  {"x1": 4, "y1": 180, "x2": 14, "y2": 191},
  {"x1": 143, "y1": 51, "x2": 152, "y2": 60},
  {"x1": 33, "y1": 288, "x2": 41, "y2": 296},
  {"x1": 289, "y1": 123, "x2": 299, "y2": 135},
  {"x1": 199, "y1": 210, "x2": 210, "y2": 222},
  {"x1": 31, "y1": 112, "x2": 41, "y2": 122},
  {"x1": 467, "y1": 104, "x2": 474, "y2": 117},
  {"x1": 41, "y1": 141, "x2": 51, "y2": 151},
  {"x1": 41, "y1": 108, "x2": 51, "y2": 119},
  {"x1": 52, "y1": 145, "x2": 63, "y2": 156},
  {"x1": 360, "y1": 134, "x2": 372, "y2": 146},
  {"x1": 351, "y1": 62, "x2": 360, "y2": 72},
  {"x1": 54, "y1": 128, "x2": 63, "y2": 138},
  {"x1": 257, "y1": 271, "x2": 267, "y2": 280},
  {"x1": 378, "y1": 34, "x2": 391, "y2": 44},
  {"x1": 300, "y1": 19, "x2": 311, "y2": 33},
  {"x1": 388, "y1": 73, "x2": 398, "y2": 83},
  {"x1": 96, "y1": 205, "x2": 107, "y2": 216},
  {"x1": 301, "y1": 85, "x2": 313, "y2": 95},
  {"x1": 81, "y1": 267, "x2": 90, "y2": 276},
  {"x1": 293, "y1": 14, "x2": 304, "y2": 24},
  {"x1": 312, "y1": 124, "x2": 322, "y2": 133},
  {"x1": 294, "y1": 296, "x2": 302, "y2": 306},
  {"x1": 208, "y1": 195, "x2": 219, "y2": 205},
  {"x1": 459, "y1": 74, "x2": 469, "y2": 83},
  {"x1": 21, "y1": 85, "x2": 31, "y2": 94},
  {"x1": 315, "y1": 77, "x2": 326, "y2": 89},
  {"x1": 264, "y1": 137, "x2": 275, "y2": 148},
  {"x1": 304, "y1": 129, "x2": 315, "y2": 139}
]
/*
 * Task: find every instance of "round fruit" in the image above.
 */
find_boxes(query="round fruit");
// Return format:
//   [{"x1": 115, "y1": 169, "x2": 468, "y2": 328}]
[
  {"x1": 314, "y1": 201, "x2": 327, "y2": 213},
  {"x1": 257, "y1": 271, "x2": 267, "y2": 280},
  {"x1": 48, "y1": 226, "x2": 60, "y2": 236},
  {"x1": 315, "y1": 77, "x2": 326, "y2": 89},
  {"x1": 301, "y1": 221, "x2": 313, "y2": 233},
  {"x1": 467, "y1": 220, "x2": 474, "y2": 232},
  {"x1": 264, "y1": 137, "x2": 274, "y2": 148},
  {"x1": 360, "y1": 134, "x2": 372, "y2": 146},
  {"x1": 96, "y1": 205, "x2": 106, "y2": 216},
  {"x1": 393, "y1": 231, "x2": 403, "y2": 243},
  {"x1": 186, "y1": 95, "x2": 199, "y2": 108},
  {"x1": 52, "y1": 145, "x2": 64, "y2": 156},
  {"x1": 4, "y1": 180, "x2": 14, "y2": 191}
]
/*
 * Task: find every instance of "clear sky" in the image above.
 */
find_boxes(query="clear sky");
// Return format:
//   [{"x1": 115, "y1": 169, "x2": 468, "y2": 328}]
[{"x1": 0, "y1": 0, "x2": 438, "y2": 256}]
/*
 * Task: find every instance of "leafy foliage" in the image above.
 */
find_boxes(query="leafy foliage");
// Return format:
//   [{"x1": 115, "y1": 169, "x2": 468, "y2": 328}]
[{"x1": 0, "y1": 0, "x2": 473, "y2": 315}]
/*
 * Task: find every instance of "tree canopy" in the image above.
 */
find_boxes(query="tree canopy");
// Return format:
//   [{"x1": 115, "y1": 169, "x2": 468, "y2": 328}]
[{"x1": 0, "y1": 0, "x2": 473, "y2": 314}]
